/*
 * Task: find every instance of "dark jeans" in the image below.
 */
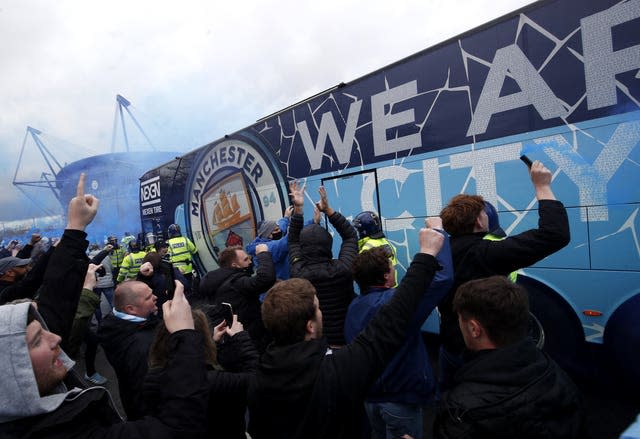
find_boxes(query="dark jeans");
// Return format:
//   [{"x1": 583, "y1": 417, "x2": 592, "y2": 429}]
[{"x1": 365, "y1": 401, "x2": 423, "y2": 439}]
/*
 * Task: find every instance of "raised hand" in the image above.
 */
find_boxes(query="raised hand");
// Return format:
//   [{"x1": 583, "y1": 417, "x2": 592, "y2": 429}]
[
  {"x1": 83, "y1": 263, "x2": 102, "y2": 290},
  {"x1": 29, "y1": 234, "x2": 42, "y2": 246},
  {"x1": 317, "y1": 186, "x2": 334, "y2": 216},
  {"x1": 529, "y1": 161, "x2": 556, "y2": 201},
  {"x1": 288, "y1": 180, "x2": 305, "y2": 209},
  {"x1": 419, "y1": 227, "x2": 444, "y2": 257},
  {"x1": 425, "y1": 216, "x2": 443, "y2": 230},
  {"x1": 163, "y1": 280, "x2": 194, "y2": 333},
  {"x1": 313, "y1": 204, "x2": 322, "y2": 224},
  {"x1": 225, "y1": 314, "x2": 244, "y2": 336},
  {"x1": 66, "y1": 173, "x2": 99, "y2": 231},
  {"x1": 284, "y1": 205, "x2": 294, "y2": 218},
  {"x1": 139, "y1": 262, "x2": 154, "y2": 277}
]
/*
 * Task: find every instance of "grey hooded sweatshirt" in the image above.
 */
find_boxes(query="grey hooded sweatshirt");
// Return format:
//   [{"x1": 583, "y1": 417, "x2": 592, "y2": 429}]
[{"x1": 0, "y1": 302, "x2": 76, "y2": 424}]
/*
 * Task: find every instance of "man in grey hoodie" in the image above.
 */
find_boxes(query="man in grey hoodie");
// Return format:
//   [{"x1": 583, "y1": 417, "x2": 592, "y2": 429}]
[{"x1": 0, "y1": 174, "x2": 208, "y2": 438}]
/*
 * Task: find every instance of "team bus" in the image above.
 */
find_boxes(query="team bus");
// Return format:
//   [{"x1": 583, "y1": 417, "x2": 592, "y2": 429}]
[{"x1": 139, "y1": 0, "x2": 640, "y2": 386}]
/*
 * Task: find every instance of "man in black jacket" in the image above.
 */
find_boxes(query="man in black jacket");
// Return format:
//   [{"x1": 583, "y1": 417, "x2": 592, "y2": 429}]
[
  {"x1": 434, "y1": 276, "x2": 583, "y2": 439},
  {"x1": 248, "y1": 219, "x2": 445, "y2": 439},
  {"x1": 0, "y1": 173, "x2": 208, "y2": 438},
  {"x1": 199, "y1": 243, "x2": 275, "y2": 351},
  {"x1": 97, "y1": 280, "x2": 160, "y2": 420},
  {"x1": 287, "y1": 181, "x2": 359, "y2": 346},
  {"x1": 438, "y1": 160, "x2": 570, "y2": 387},
  {"x1": 0, "y1": 234, "x2": 54, "y2": 306}
]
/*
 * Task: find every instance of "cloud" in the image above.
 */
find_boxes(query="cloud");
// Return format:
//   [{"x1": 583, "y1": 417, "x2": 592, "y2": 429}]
[{"x1": 0, "y1": 0, "x2": 531, "y2": 221}]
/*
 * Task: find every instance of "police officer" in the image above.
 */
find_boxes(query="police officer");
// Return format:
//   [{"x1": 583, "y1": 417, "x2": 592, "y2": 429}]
[
  {"x1": 482, "y1": 201, "x2": 517, "y2": 283},
  {"x1": 106, "y1": 235, "x2": 126, "y2": 279},
  {"x1": 116, "y1": 239, "x2": 147, "y2": 283},
  {"x1": 353, "y1": 211, "x2": 398, "y2": 285},
  {"x1": 166, "y1": 224, "x2": 197, "y2": 284}
]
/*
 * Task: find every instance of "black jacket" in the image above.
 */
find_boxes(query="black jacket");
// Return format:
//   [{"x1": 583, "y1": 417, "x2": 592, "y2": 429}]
[
  {"x1": 441, "y1": 199, "x2": 570, "y2": 353},
  {"x1": 1, "y1": 331, "x2": 208, "y2": 439},
  {"x1": 143, "y1": 330, "x2": 258, "y2": 439},
  {"x1": 0, "y1": 245, "x2": 55, "y2": 306},
  {"x1": 288, "y1": 212, "x2": 358, "y2": 345},
  {"x1": 434, "y1": 339, "x2": 583, "y2": 439},
  {"x1": 199, "y1": 252, "x2": 275, "y2": 348},
  {"x1": 97, "y1": 313, "x2": 160, "y2": 420},
  {"x1": 248, "y1": 252, "x2": 440, "y2": 439}
]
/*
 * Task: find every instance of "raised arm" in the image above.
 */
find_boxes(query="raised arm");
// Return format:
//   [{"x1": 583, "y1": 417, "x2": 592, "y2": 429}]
[
  {"x1": 234, "y1": 245, "x2": 276, "y2": 296},
  {"x1": 332, "y1": 227, "x2": 444, "y2": 403},
  {"x1": 480, "y1": 161, "x2": 569, "y2": 273},
  {"x1": 37, "y1": 173, "x2": 98, "y2": 348},
  {"x1": 288, "y1": 180, "x2": 305, "y2": 275}
]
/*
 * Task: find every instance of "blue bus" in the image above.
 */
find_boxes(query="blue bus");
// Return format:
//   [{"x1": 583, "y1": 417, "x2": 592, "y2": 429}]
[{"x1": 139, "y1": 0, "x2": 640, "y2": 386}]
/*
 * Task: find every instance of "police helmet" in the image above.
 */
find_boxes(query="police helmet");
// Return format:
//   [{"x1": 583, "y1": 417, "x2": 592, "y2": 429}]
[
  {"x1": 352, "y1": 211, "x2": 383, "y2": 239},
  {"x1": 128, "y1": 239, "x2": 140, "y2": 252},
  {"x1": 107, "y1": 235, "x2": 119, "y2": 248},
  {"x1": 168, "y1": 224, "x2": 181, "y2": 238},
  {"x1": 483, "y1": 201, "x2": 500, "y2": 233}
]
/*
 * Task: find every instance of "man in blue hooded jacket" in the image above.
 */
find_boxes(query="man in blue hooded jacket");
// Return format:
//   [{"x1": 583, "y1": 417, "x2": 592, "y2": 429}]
[
  {"x1": 345, "y1": 217, "x2": 453, "y2": 439},
  {"x1": 246, "y1": 205, "x2": 293, "y2": 280}
]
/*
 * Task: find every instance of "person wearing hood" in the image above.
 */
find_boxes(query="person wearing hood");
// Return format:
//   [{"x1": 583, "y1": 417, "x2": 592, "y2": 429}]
[
  {"x1": 287, "y1": 181, "x2": 359, "y2": 347},
  {"x1": 198, "y1": 243, "x2": 275, "y2": 352},
  {"x1": 248, "y1": 222, "x2": 445, "y2": 439},
  {"x1": 246, "y1": 205, "x2": 293, "y2": 281},
  {"x1": 0, "y1": 173, "x2": 209, "y2": 438}
]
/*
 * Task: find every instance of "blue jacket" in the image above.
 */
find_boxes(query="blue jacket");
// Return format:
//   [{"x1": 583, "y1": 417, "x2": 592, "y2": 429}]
[
  {"x1": 246, "y1": 216, "x2": 290, "y2": 280},
  {"x1": 344, "y1": 231, "x2": 453, "y2": 404}
]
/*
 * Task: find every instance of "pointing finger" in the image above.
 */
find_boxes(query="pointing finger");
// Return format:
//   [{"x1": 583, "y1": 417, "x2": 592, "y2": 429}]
[{"x1": 76, "y1": 173, "x2": 86, "y2": 198}]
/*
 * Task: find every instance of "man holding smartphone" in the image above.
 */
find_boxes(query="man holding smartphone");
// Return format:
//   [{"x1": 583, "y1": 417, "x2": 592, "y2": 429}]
[{"x1": 199, "y1": 243, "x2": 276, "y2": 352}]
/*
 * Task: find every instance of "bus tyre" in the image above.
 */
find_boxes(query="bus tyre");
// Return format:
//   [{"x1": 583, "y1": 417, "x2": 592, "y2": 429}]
[
  {"x1": 517, "y1": 277, "x2": 584, "y2": 375},
  {"x1": 604, "y1": 294, "x2": 640, "y2": 391}
]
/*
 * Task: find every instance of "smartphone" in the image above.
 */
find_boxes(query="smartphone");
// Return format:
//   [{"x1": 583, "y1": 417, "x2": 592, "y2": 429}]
[
  {"x1": 520, "y1": 154, "x2": 533, "y2": 168},
  {"x1": 221, "y1": 302, "x2": 234, "y2": 327}
]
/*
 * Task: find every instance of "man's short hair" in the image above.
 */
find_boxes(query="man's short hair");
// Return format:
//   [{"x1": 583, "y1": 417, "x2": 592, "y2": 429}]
[
  {"x1": 113, "y1": 281, "x2": 144, "y2": 311},
  {"x1": 219, "y1": 246, "x2": 241, "y2": 268},
  {"x1": 441, "y1": 194, "x2": 485, "y2": 236},
  {"x1": 262, "y1": 278, "x2": 317, "y2": 345},
  {"x1": 352, "y1": 247, "x2": 391, "y2": 293},
  {"x1": 453, "y1": 276, "x2": 529, "y2": 347}
]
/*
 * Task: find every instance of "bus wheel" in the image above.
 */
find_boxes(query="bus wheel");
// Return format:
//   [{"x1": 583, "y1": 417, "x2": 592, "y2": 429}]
[
  {"x1": 528, "y1": 311, "x2": 545, "y2": 349},
  {"x1": 604, "y1": 293, "x2": 640, "y2": 391},
  {"x1": 517, "y1": 276, "x2": 584, "y2": 374}
]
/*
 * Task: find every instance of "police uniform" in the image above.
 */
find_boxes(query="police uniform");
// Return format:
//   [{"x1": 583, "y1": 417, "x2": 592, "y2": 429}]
[
  {"x1": 116, "y1": 250, "x2": 147, "y2": 282},
  {"x1": 167, "y1": 236, "x2": 197, "y2": 275}
]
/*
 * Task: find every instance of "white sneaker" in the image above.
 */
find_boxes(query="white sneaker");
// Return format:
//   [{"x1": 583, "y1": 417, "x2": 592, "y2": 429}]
[{"x1": 84, "y1": 372, "x2": 108, "y2": 385}]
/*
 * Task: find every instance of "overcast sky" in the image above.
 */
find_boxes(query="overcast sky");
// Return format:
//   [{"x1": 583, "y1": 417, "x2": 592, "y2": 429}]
[{"x1": 0, "y1": 0, "x2": 532, "y2": 222}]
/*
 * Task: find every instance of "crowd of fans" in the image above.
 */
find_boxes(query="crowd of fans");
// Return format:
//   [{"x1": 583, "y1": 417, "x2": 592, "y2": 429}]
[{"x1": 0, "y1": 160, "x2": 590, "y2": 438}]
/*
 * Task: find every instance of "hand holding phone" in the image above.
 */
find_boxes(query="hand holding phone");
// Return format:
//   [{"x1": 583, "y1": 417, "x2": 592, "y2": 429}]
[
  {"x1": 221, "y1": 302, "x2": 234, "y2": 327},
  {"x1": 520, "y1": 155, "x2": 533, "y2": 168}
]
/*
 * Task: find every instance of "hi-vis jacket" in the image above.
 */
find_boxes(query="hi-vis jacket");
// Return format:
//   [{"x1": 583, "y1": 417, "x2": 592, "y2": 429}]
[
  {"x1": 117, "y1": 250, "x2": 147, "y2": 282},
  {"x1": 167, "y1": 236, "x2": 197, "y2": 274}
]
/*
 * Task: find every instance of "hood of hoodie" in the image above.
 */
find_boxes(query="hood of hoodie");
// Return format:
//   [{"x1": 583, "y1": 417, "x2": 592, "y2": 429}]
[
  {"x1": 299, "y1": 224, "x2": 333, "y2": 261},
  {"x1": 0, "y1": 302, "x2": 76, "y2": 423}
]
